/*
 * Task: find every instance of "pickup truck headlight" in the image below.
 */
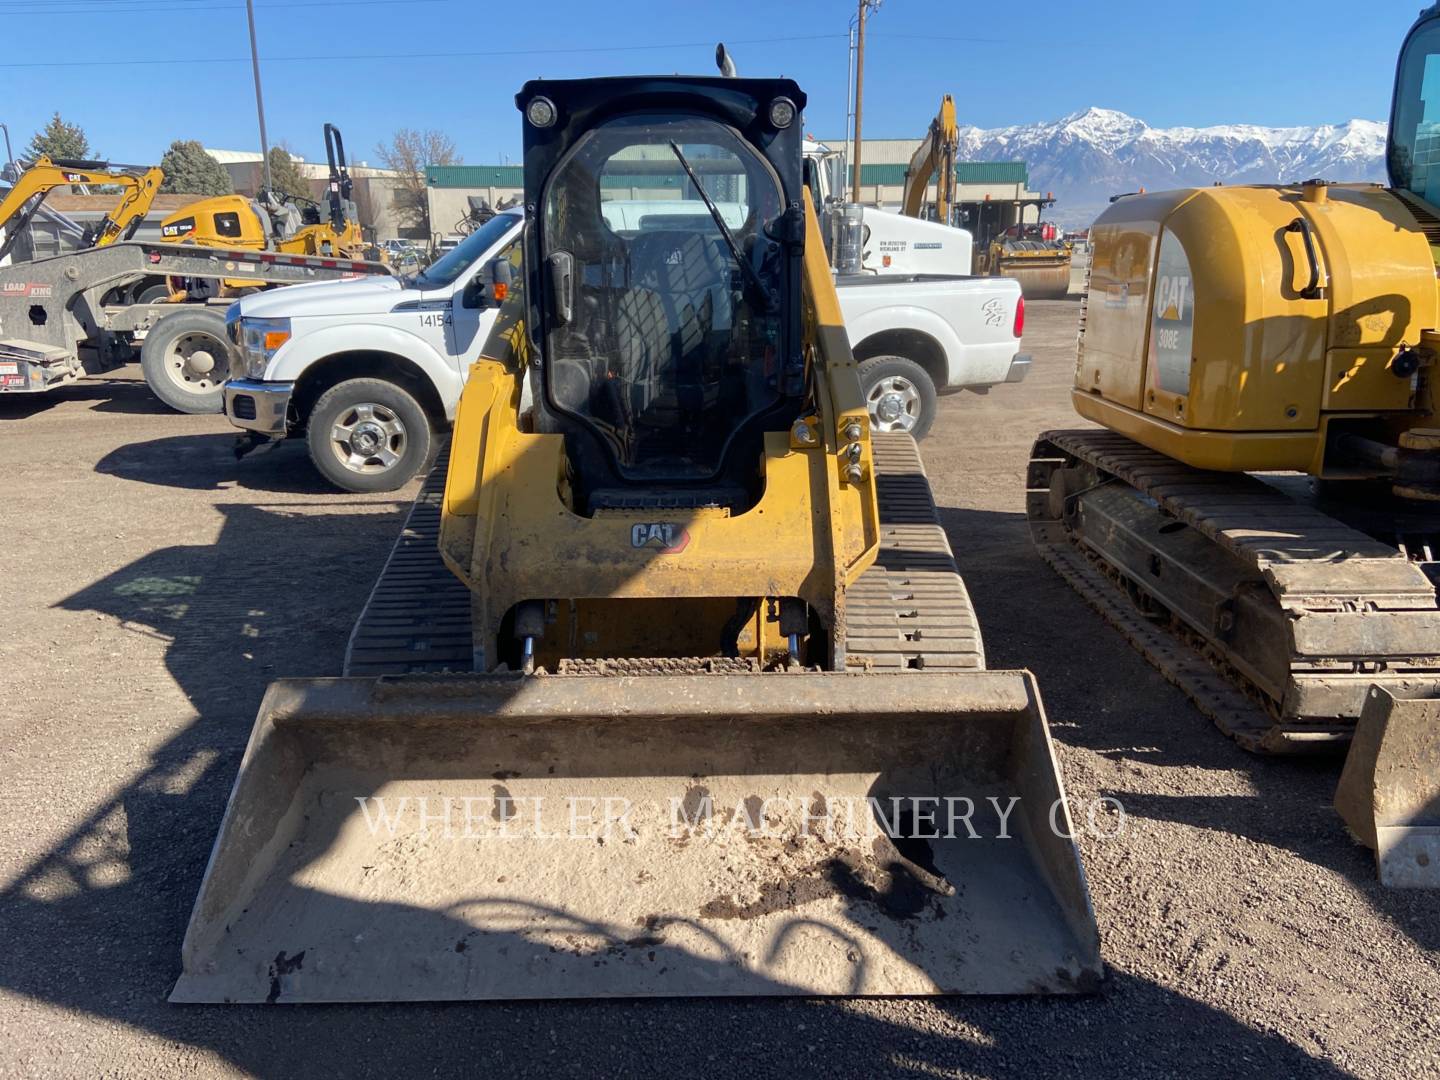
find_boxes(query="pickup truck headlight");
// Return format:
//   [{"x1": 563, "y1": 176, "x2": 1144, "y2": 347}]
[{"x1": 238, "y1": 317, "x2": 291, "y2": 379}]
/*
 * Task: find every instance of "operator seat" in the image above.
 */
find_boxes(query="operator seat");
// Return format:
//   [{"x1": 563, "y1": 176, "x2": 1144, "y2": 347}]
[
  {"x1": 626, "y1": 228, "x2": 730, "y2": 414},
  {"x1": 254, "y1": 193, "x2": 303, "y2": 243}
]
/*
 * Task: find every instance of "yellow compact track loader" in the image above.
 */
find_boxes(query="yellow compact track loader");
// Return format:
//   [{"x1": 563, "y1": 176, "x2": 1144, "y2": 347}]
[
  {"x1": 1028, "y1": 6, "x2": 1440, "y2": 886},
  {"x1": 172, "y1": 74, "x2": 1101, "y2": 1003}
]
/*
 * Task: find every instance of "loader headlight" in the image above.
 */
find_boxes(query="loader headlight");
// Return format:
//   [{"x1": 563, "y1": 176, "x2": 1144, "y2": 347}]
[
  {"x1": 768, "y1": 96, "x2": 796, "y2": 130},
  {"x1": 525, "y1": 96, "x2": 557, "y2": 129},
  {"x1": 238, "y1": 317, "x2": 291, "y2": 378}
]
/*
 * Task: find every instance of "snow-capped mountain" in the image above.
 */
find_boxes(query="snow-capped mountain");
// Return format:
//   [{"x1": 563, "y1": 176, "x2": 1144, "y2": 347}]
[{"x1": 959, "y1": 108, "x2": 1388, "y2": 227}]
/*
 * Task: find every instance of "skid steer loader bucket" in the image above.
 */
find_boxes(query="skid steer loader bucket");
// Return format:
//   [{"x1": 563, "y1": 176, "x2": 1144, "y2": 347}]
[
  {"x1": 172, "y1": 670, "x2": 1101, "y2": 1002},
  {"x1": 1334, "y1": 686, "x2": 1440, "y2": 888}
]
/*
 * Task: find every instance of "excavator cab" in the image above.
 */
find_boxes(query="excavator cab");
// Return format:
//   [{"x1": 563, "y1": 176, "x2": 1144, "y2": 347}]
[{"x1": 171, "y1": 74, "x2": 1101, "y2": 1004}]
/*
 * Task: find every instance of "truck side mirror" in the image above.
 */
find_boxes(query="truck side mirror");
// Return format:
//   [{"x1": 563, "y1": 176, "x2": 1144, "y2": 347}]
[{"x1": 462, "y1": 257, "x2": 514, "y2": 309}]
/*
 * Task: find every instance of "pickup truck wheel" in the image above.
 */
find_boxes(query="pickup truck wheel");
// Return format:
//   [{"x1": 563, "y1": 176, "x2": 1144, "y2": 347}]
[
  {"x1": 859, "y1": 355, "x2": 937, "y2": 439},
  {"x1": 307, "y1": 378, "x2": 435, "y2": 493},
  {"x1": 139, "y1": 308, "x2": 231, "y2": 414}
]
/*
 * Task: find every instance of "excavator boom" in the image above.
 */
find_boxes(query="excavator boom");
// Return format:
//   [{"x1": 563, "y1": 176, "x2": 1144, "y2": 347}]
[
  {"x1": 0, "y1": 156, "x2": 163, "y2": 260},
  {"x1": 901, "y1": 94, "x2": 957, "y2": 222}
]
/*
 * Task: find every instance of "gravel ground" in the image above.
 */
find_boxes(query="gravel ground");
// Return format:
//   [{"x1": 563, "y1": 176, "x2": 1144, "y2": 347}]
[{"x1": 0, "y1": 299, "x2": 1436, "y2": 1080}]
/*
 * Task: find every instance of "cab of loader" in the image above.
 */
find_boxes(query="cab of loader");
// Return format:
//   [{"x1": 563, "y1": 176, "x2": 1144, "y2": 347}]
[
  {"x1": 517, "y1": 77, "x2": 807, "y2": 512},
  {"x1": 1389, "y1": 3, "x2": 1440, "y2": 207}
]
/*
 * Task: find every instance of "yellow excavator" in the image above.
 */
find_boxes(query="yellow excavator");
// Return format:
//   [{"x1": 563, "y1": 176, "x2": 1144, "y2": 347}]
[
  {"x1": 1028, "y1": 6, "x2": 1440, "y2": 887},
  {"x1": 899, "y1": 97, "x2": 1072, "y2": 299},
  {"x1": 901, "y1": 93, "x2": 959, "y2": 225},
  {"x1": 157, "y1": 123, "x2": 362, "y2": 262},
  {"x1": 170, "y1": 72, "x2": 1101, "y2": 1003},
  {"x1": 0, "y1": 155, "x2": 162, "y2": 262}
]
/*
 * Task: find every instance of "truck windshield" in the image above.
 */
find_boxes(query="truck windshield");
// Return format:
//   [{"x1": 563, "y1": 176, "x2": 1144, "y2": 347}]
[
  {"x1": 412, "y1": 213, "x2": 521, "y2": 288},
  {"x1": 539, "y1": 113, "x2": 786, "y2": 480},
  {"x1": 1390, "y1": 20, "x2": 1440, "y2": 201}
]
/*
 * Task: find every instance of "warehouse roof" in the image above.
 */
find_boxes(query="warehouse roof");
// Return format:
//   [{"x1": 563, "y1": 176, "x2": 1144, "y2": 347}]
[
  {"x1": 428, "y1": 160, "x2": 1031, "y2": 188},
  {"x1": 850, "y1": 161, "x2": 1030, "y2": 186}
]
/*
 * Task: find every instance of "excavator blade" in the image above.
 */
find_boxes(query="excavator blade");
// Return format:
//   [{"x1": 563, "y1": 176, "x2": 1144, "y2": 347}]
[
  {"x1": 1334, "y1": 686, "x2": 1440, "y2": 888},
  {"x1": 171, "y1": 671, "x2": 1101, "y2": 1003}
]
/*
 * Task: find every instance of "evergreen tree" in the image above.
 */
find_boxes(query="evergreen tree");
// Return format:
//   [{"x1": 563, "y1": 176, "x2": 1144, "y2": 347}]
[
  {"x1": 158, "y1": 140, "x2": 232, "y2": 196},
  {"x1": 26, "y1": 113, "x2": 91, "y2": 161},
  {"x1": 267, "y1": 146, "x2": 311, "y2": 203}
]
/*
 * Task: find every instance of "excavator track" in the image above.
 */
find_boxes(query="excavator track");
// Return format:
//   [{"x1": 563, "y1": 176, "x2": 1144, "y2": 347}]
[
  {"x1": 346, "y1": 433, "x2": 983, "y2": 676},
  {"x1": 1028, "y1": 429, "x2": 1440, "y2": 753}
]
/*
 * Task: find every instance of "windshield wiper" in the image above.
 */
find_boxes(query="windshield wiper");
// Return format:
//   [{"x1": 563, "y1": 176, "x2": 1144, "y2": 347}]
[{"x1": 666, "y1": 141, "x2": 775, "y2": 311}]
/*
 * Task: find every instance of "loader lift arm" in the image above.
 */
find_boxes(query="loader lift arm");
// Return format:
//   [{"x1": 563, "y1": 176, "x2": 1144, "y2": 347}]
[
  {"x1": 901, "y1": 94, "x2": 958, "y2": 223},
  {"x1": 0, "y1": 156, "x2": 163, "y2": 261}
]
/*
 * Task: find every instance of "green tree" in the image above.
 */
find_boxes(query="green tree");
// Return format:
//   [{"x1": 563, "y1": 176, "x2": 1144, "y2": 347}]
[
  {"x1": 158, "y1": 140, "x2": 232, "y2": 196},
  {"x1": 266, "y1": 146, "x2": 310, "y2": 203},
  {"x1": 26, "y1": 113, "x2": 91, "y2": 161}
]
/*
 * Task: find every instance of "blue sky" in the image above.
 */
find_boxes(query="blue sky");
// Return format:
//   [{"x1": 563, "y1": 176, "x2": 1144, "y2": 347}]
[{"x1": 0, "y1": 0, "x2": 1421, "y2": 166}]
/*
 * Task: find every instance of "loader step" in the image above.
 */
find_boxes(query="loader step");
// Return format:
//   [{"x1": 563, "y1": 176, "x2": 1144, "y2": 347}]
[{"x1": 345, "y1": 434, "x2": 985, "y2": 676}]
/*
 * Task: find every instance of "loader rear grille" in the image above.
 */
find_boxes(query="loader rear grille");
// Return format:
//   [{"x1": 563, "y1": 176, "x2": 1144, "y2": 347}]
[{"x1": 556, "y1": 656, "x2": 762, "y2": 675}]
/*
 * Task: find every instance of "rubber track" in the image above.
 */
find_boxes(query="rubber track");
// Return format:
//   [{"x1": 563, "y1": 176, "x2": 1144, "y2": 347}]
[
  {"x1": 1029, "y1": 429, "x2": 1440, "y2": 752},
  {"x1": 344, "y1": 452, "x2": 473, "y2": 675},
  {"x1": 346, "y1": 434, "x2": 983, "y2": 675},
  {"x1": 845, "y1": 433, "x2": 984, "y2": 671}
]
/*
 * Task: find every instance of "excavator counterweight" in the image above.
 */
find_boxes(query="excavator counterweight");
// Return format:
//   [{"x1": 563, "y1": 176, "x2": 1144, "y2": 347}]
[{"x1": 1026, "y1": 4, "x2": 1440, "y2": 886}]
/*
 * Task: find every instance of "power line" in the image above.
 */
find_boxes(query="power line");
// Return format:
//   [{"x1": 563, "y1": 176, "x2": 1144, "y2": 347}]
[
  {"x1": 0, "y1": 0, "x2": 445, "y2": 13},
  {"x1": 0, "y1": 33, "x2": 847, "y2": 69}
]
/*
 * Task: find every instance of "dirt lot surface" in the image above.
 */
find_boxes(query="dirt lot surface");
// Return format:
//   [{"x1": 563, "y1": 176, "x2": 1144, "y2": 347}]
[{"x1": 1, "y1": 299, "x2": 1436, "y2": 1079}]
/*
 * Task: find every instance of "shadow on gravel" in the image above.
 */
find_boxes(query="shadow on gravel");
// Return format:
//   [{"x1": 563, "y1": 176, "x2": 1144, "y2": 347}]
[
  {"x1": 94, "y1": 432, "x2": 348, "y2": 495},
  {"x1": 0, "y1": 496, "x2": 1358, "y2": 1078},
  {"x1": 0, "y1": 377, "x2": 177, "y2": 417},
  {"x1": 937, "y1": 502, "x2": 1440, "y2": 957}
]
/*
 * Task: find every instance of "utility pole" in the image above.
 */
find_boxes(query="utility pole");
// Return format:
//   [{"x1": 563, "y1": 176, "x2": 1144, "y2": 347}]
[
  {"x1": 245, "y1": 0, "x2": 273, "y2": 194},
  {"x1": 851, "y1": 0, "x2": 880, "y2": 204}
]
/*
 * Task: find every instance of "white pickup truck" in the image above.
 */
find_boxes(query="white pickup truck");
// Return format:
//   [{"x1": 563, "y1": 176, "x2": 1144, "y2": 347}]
[{"x1": 224, "y1": 207, "x2": 1029, "y2": 491}]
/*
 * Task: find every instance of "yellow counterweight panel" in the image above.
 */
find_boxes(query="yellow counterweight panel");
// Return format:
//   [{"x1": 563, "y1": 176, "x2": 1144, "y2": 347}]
[
  {"x1": 160, "y1": 195, "x2": 270, "y2": 249},
  {"x1": 1076, "y1": 183, "x2": 1440, "y2": 475},
  {"x1": 1076, "y1": 192, "x2": 1175, "y2": 411},
  {"x1": 1313, "y1": 186, "x2": 1436, "y2": 413}
]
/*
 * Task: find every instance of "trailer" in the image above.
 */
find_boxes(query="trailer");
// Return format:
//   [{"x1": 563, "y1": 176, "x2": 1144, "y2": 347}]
[{"x1": 0, "y1": 240, "x2": 390, "y2": 413}]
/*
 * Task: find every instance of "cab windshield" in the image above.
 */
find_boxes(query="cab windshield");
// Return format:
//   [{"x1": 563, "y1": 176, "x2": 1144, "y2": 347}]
[
  {"x1": 1390, "y1": 21, "x2": 1440, "y2": 201},
  {"x1": 411, "y1": 212, "x2": 521, "y2": 288},
  {"x1": 539, "y1": 113, "x2": 786, "y2": 481}
]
